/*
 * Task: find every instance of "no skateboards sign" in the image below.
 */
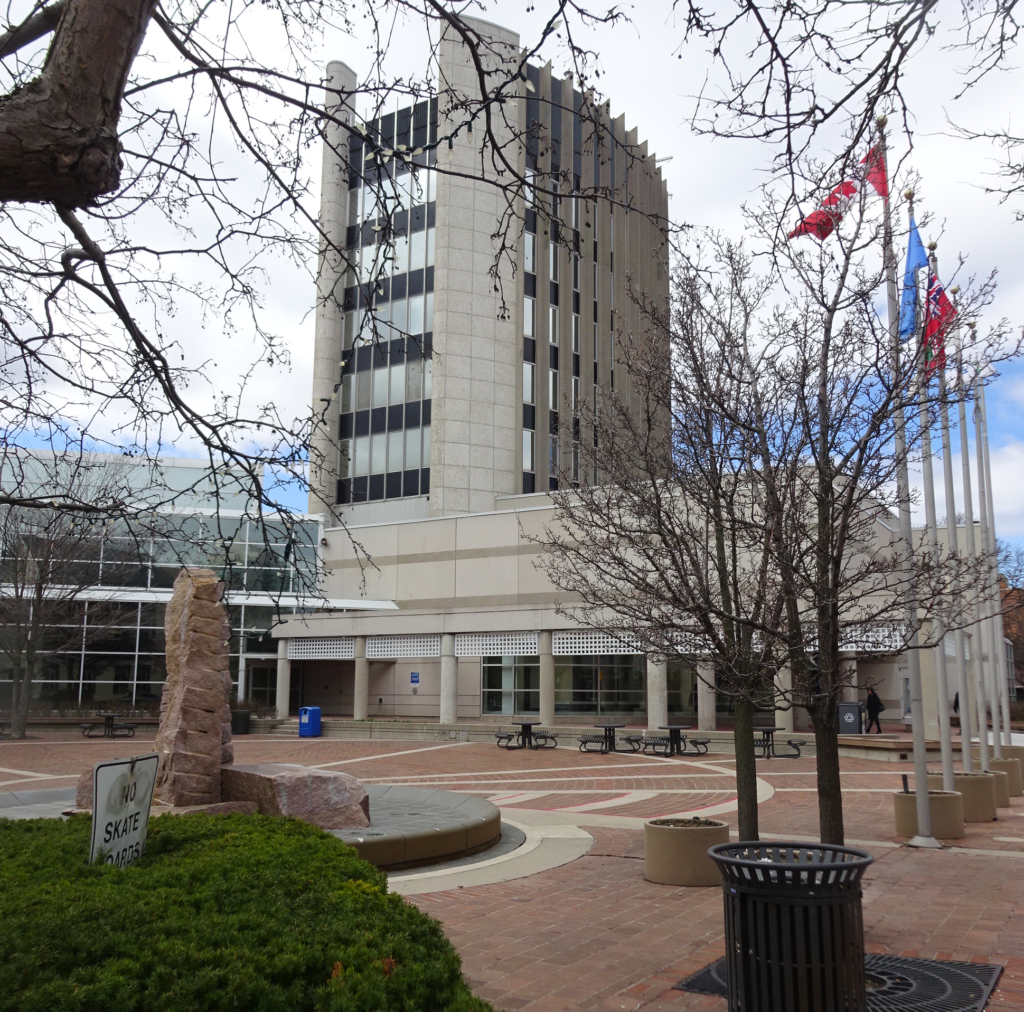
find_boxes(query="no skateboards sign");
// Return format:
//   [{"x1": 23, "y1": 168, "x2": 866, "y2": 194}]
[{"x1": 89, "y1": 753, "x2": 159, "y2": 868}]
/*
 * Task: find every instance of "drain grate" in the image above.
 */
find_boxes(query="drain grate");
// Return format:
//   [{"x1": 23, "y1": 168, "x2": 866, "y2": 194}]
[{"x1": 673, "y1": 954, "x2": 1002, "y2": 1011}]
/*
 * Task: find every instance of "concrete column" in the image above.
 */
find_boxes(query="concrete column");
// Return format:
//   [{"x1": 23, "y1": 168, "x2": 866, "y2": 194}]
[
  {"x1": 353, "y1": 635, "x2": 368, "y2": 721},
  {"x1": 539, "y1": 630, "x2": 555, "y2": 726},
  {"x1": 275, "y1": 639, "x2": 291, "y2": 719},
  {"x1": 647, "y1": 655, "x2": 668, "y2": 730},
  {"x1": 697, "y1": 660, "x2": 717, "y2": 731},
  {"x1": 440, "y1": 633, "x2": 458, "y2": 725},
  {"x1": 775, "y1": 665, "x2": 794, "y2": 733},
  {"x1": 918, "y1": 632, "x2": 940, "y2": 740},
  {"x1": 308, "y1": 60, "x2": 359, "y2": 517},
  {"x1": 840, "y1": 656, "x2": 859, "y2": 704}
]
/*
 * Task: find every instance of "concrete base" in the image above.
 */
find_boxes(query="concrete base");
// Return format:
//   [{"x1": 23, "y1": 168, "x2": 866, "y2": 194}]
[
  {"x1": 892, "y1": 791, "x2": 964, "y2": 839},
  {"x1": 975, "y1": 757, "x2": 1023, "y2": 797},
  {"x1": 927, "y1": 772, "x2": 997, "y2": 822},
  {"x1": 643, "y1": 818, "x2": 730, "y2": 887},
  {"x1": 992, "y1": 769, "x2": 1011, "y2": 808}
]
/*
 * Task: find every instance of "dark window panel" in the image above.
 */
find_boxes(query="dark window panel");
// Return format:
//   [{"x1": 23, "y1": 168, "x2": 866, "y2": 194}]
[
  {"x1": 410, "y1": 204, "x2": 426, "y2": 233},
  {"x1": 593, "y1": 361, "x2": 598, "y2": 383},
  {"x1": 345, "y1": 224, "x2": 358, "y2": 248},
  {"x1": 406, "y1": 337, "x2": 421, "y2": 362},
  {"x1": 355, "y1": 410, "x2": 370, "y2": 437},
  {"x1": 526, "y1": 209, "x2": 537, "y2": 234},
  {"x1": 423, "y1": 333, "x2": 433, "y2": 356},
  {"x1": 352, "y1": 476, "x2": 368, "y2": 502},
  {"x1": 429, "y1": 96, "x2": 438, "y2": 142},
  {"x1": 361, "y1": 221, "x2": 375, "y2": 247},
  {"x1": 428, "y1": 147, "x2": 437, "y2": 166},
  {"x1": 388, "y1": 404, "x2": 404, "y2": 431},
  {"x1": 523, "y1": 404, "x2": 535, "y2": 429},
  {"x1": 572, "y1": 353, "x2": 580, "y2": 377},
  {"x1": 420, "y1": 468, "x2": 430, "y2": 494},
  {"x1": 391, "y1": 273, "x2": 407, "y2": 301},
  {"x1": 413, "y1": 101, "x2": 428, "y2": 146},
  {"x1": 339, "y1": 413, "x2": 354, "y2": 439},
  {"x1": 375, "y1": 277, "x2": 390, "y2": 302},
  {"x1": 593, "y1": 299, "x2": 598, "y2": 322},
  {"x1": 389, "y1": 337, "x2": 405, "y2": 363},
  {"x1": 380, "y1": 112, "x2": 395, "y2": 147},
  {"x1": 549, "y1": 476, "x2": 559, "y2": 491},
  {"x1": 394, "y1": 207, "x2": 408, "y2": 236},
  {"x1": 341, "y1": 353, "x2": 355, "y2": 376},
  {"x1": 523, "y1": 472, "x2": 535, "y2": 494},
  {"x1": 372, "y1": 343, "x2": 388, "y2": 369},
  {"x1": 385, "y1": 472, "x2": 402, "y2": 499},
  {"x1": 550, "y1": 345, "x2": 559, "y2": 369},
  {"x1": 551, "y1": 221, "x2": 560, "y2": 244},
  {"x1": 337, "y1": 478, "x2": 351, "y2": 505},
  {"x1": 370, "y1": 407, "x2": 387, "y2": 434},
  {"x1": 524, "y1": 337, "x2": 536, "y2": 363},
  {"x1": 403, "y1": 470, "x2": 420, "y2": 497},
  {"x1": 138, "y1": 628, "x2": 166, "y2": 652},
  {"x1": 356, "y1": 346, "x2": 372, "y2": 372},
  {"x1": 550, "y1": 281, "x2": 559, "y2": 305},
  {"x1": 524, "y1": 273, "x2": 536, "y2": 298},
  {"x1": 425, "y1": 265, "x2": 434, "y2": 292},
  {"x1": 549, "y1": 410, "x2": 559, "y2": 435},
  {"x1": 397, "y1": 106, "x2": 411, "y2": 148},
  {"x1": 427, "y1": 201, "x2": 436, "y2": 228},
  {"x1": 358, "y1": 286, "x2": 369, "y2": 309},
  {"x1": 408, "y1": 268, "x2": 424, "y2": 297},
  {"x1": 422, "y1": 399, "x2": 431, "y2": 424},
  {"x1": 405, "y1": 400, "x2": 421, "y2": 428},
  {"x1": 572, "y1": 416, "x2": 580, "y2": 441},
  {"x1": 368, "y1": 474, "x2": 385, "y2": 501},
  {"x1": 344, "y1": 286, "x2": 357, "y2": 311}
]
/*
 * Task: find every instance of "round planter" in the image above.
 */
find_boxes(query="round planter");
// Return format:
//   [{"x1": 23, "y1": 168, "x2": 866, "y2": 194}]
[
  {"x1": 892, "y1": 790, "x2": 964, "y2": 839},
  {"x1": 644, "y1": 818, "x2": 730, "y2": 887},
  {"x1": 992, "y1": 769, "x2": 1011, "y2": 808},
  {"x1": 970, "y1": 753, "x2": 1023, "y2": 797},
  {"x1": 927, "y1": 772, "x2": 996, "y2": 822}
]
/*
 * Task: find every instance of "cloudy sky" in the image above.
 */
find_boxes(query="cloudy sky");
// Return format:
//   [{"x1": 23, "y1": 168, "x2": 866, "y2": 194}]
[{"x1": 269, "y1": 2, "x2": 1024, "y2": 543}]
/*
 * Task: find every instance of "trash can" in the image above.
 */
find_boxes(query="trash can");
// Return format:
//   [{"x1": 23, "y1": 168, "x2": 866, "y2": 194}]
[
  {"x1": 837, "y1": 701, "x2": 863, "y2": 735},
  {"x1": 299, "y1": 706, "x2": 321, "y2": 738},
  {"x1": 709, "y1": 841, "x2": 874, "y2": 1012},
  {"x1": 230, "y1": 709, "x2": 251, "y2": 735}
]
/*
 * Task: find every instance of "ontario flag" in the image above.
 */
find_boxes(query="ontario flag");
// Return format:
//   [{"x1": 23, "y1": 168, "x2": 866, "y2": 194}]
[
  {"x1": 924, "y1": 274, "x2": 955, "y2": 375},
  {"x1": 789, "y1": 147, "x2": 889, "y2": 240}
]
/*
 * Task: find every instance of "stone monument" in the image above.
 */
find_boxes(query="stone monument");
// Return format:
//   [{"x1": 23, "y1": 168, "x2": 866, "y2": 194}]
[{"x1": 153, "y1": 568, "x2": 234, "y2": 807}]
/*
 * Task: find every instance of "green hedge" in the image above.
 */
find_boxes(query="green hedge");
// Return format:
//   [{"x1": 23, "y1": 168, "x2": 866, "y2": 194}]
[{"x1": 0, "y1": 813, "x2": 492, "y2": 1012}]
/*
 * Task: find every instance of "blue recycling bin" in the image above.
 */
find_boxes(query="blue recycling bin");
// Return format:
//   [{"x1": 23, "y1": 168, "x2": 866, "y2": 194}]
[{"x1": 299, "y1": 706, "x2": 321, "y2": 737}]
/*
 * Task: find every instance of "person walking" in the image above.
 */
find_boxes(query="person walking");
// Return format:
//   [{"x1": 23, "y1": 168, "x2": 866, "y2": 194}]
[{"x1": 865, "y1": 687, "x2": 884, "y2": 734}]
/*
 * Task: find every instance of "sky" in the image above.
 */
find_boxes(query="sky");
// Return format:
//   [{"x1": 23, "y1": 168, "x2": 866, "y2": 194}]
[{"x1": 135, "y1": 1, "x2": 1024, "y2": 543}]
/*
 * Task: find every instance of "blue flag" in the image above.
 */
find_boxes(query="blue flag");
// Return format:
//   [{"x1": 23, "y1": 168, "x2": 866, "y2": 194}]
[{"x1": 899, "y1": 217, "x2": 929, "y2": 340}]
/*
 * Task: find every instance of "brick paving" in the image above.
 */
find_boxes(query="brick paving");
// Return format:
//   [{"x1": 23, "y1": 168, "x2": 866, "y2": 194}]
[{"x1": 4, "y1": 731, "x2": 1024, "y2": 1009}]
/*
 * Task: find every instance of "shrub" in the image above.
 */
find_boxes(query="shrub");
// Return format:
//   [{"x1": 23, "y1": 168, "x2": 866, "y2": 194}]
[{"x1": 0, "y1": 813, "x2": 491, "y2": 1012}]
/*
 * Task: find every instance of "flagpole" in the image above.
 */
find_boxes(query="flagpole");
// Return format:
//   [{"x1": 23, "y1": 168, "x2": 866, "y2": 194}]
[
  {"x1": 978, "y1": 371, "x2": 1013, "y2": 747},
  {"x1": 956, "y1": 328, "x2": 991, "y2": 773},
  {"x1": 920, "y1": 236, "x2": 955, "y2": 789},
  {"x1": 943, "y1": 287, "x2": 974, "y2": 772},
  {"x1": 879, "y1": 119, "x2": 937, "y2": 847},
  {"x1": 972, "y1": 355, "x2": 1004, "y2": 758}
]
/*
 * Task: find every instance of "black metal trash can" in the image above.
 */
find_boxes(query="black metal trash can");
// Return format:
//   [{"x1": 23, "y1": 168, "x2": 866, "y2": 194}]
[
  {"x1": 708, "y1": 841, "x2": 874, "y2": 1012},
  {"x1": 837, "y1": 702, "x2": 863, "y2": 735},
  {"x1": 230, "y1": 709, "x2": 251, "y2": 735}
]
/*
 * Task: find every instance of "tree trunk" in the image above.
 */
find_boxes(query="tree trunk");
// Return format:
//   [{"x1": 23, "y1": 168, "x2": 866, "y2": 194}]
[
  {"x1": 733, "y1": 695, "x2": 759, "y2": 841},
  {"x1": 811, "y1": 697, "x2": 845, "y2": 844},
  {"x1": 10, "y1": 660, "x2": 31, "y2": 739},
  {"x1": 0, "y1": 0, "x2": 158, "y2": 206}
]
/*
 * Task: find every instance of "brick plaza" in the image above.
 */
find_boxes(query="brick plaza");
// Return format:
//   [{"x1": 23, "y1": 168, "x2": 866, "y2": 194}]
[{"x1": 3, "y1": 731, "x2": 1023, "y2": 1010}]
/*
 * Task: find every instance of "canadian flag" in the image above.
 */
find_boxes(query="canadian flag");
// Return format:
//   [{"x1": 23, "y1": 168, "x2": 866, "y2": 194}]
[{"x1": 789, "y1": 147, "x2": 889, "y2": 240}]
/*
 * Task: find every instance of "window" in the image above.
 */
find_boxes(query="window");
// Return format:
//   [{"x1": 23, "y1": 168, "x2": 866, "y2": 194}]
[
  {"x1": 481, "y1": 656, "x2": 540, "y2": 715},
  {"x1": 410, "y1": 230, "x2": 426, "y2": 270},
  {"x1": 408, "y1": 295, "x2": 424, "y2": 334},
  {"x1": 389, "y1": 363, "x2": 405, "y2": 404},
  {"x1": 370, "y1": 433, "x2": 386, "y2": 474},
  {"x1": 572, "y1": 376, "x2": 580, "y2": 411},
  {"x1": 523, "y1": 362, "x2": 535, "y2": 404},
  {"x1": 372, "y1": 369, "x2": 388, "y2": 408},
  {"x1": 549, "y1": 242, "x2": 558, "y2": 282},
  {"x1": 525, "y1": 233, "x2": 536, "y2": 273},
  {"x1": 572, "y1": 314, "x2": 580, "y2": 353},
  {"x1": 524, "y1": 296, "x2": 535, "y2": 337},
  {"x1": 422, "y1": 424, "x2": 431, "y2": 462},
  {"x1": 423, "y1": 357, "x2": 432, "y2": 398},
  {"x1": 522, "y1": 430, "x2": 535, "y2": 471},
  {"x1": 549, "y1": 306, "x2": 559, "y2": 345},
  {"x1": 571, "y1": 445, "x2": 580, "y2": 482},
  {"x1": 354, "y1": 437, "x2": 370, "y2": 476},
  {"x1": 404, "y1": 428, "x2": 421, "y2": 469},
  {"x1": 406, "y1": 358, "x2": 422, "y2": 401},
  {"x1": 387, "y1": 432, "x2": 403, "y2": 472},
  {"x1": 549, "y1": 434, "x2": 559, "y2": 471},
  {"x1": 573, "y1": 253, "x2": 579, "y2": 290},
  {"x1": 549, "y1": 368, "x2": 558, "y2": 408}
]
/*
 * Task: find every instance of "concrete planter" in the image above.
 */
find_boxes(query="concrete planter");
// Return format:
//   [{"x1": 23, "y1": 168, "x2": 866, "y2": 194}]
[
  {"x1": 927, "y1": 772, "x2": 996, "y2": 822},
  {"x1": 970, "y1": 752, "x2": 1023, "y2": 797},
  {"x1": 644, "y1": 818, "x2": 730, "y2": 887},
  {"x1": 892, "y1": 790, "x2": 964, "y2": 839},
  {"x1": 992, "y1": 769, "x2": 1011, "y2": 808}
]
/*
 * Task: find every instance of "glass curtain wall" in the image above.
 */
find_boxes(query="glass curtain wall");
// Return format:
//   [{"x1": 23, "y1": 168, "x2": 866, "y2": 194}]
[
  {"x1": 481, "y1": 656, "x2": 540, "y2": 715},
  {"x1": 337, "y1": 99, "x2": 438, "y2": 504}
]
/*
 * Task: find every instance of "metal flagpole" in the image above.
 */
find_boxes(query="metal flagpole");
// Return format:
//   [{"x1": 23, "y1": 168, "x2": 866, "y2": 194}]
[
  {"x1": 956, "y1": 331, "x2": 991, "y2": 772},
  {"x1": 879, "y1": 121, "x2": 937, "y2": 846},
  {"x1": 977, "y1": 372, "x2": 1013, "y2": 747},
  {"x1": 943, "y1": 287, "x2": 974, "y2": 772},
  {"x1": 921, "y1": 238, "x2": 954, "y2": 789},
  {"x1": 972, "y1": 360, "x2": 1004, "y2": 758}
]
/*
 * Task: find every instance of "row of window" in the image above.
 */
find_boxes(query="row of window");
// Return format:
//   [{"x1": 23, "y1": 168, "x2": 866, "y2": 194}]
[
  {"x1": 341, "y1": 425, "x2": 431, "y2": 478},
  {"x1": 337, "y1": 468, "x2": 430, "y2": 504},
  {"x1": 341, "y1": 355, "x2": 431, "y2": 413}
]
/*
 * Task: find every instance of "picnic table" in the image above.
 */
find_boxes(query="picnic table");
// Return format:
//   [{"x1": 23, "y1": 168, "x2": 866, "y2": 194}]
[
  {"x1": 754, "y1": 726, "x2": 804, "y2": 759},
  {"x1": 81, "y1": 712, "x2": 136, "y2": 739},
  {"x1": 495, "y1": 721, "x2": 558, "y2": 750},
  {"x1": 576, "y1": 722, "x2": 630, "y2": 754}
]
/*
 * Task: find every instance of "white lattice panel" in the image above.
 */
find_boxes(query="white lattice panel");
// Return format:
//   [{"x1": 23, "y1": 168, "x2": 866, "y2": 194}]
[
  {"x1": 366, "y1": 634, "x2": 441, "y2": 659},
  {"x1": 287, "y1": 637, "x2": 354, "y2": 660},
  {"x1": 455, "y1": 632, "x2": 539, "y2": 657},
  {"x1": 552, "y1": 630, "x2": 640, "y2": 655},
  {"x1": 838, "y1": 622, "x2": 907, "y2": 654}
]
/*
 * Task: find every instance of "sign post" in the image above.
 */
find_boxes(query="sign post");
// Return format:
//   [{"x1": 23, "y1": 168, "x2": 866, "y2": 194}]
[{"x1": 89, "y1": 753, "x2": 159, "y2": 868}]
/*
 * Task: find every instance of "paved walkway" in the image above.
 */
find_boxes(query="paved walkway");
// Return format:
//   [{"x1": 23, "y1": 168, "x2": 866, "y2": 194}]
[{"x1": 3, "y1": 731, "x2": 1024, "y2": 1009}]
